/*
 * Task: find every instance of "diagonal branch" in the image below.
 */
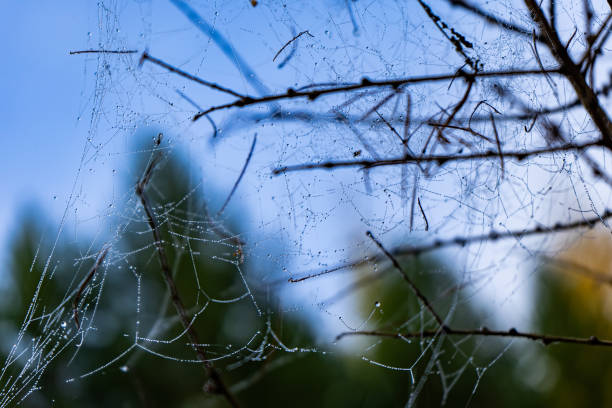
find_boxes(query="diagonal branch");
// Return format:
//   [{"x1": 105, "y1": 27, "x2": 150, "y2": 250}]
[
  {"x1": 73, "y1": 247, "x2": 109, "y2": 329},
  {"x1": 273, "y1": 139, "x2": 602, "y2": 174},
  {"x1": 135, "y1": 145, "x2": 240, "y2": 408},
  {"x1": 217, "y1": 134, "x2": 257, "y2": 216},
  {"x1": 342, "y1": 232, "x2": 612, "y2": 349},
  {"x1": 291, "y1": 209, "x2": 612, "y2": 283},
  {"x1": 447, "y1": 0, "x2": 546, "y2": 43},
  {"x1": 193, "y1": 68, "x2": 561, "y2": 120},
  {"x1": 273, "y1": 30, "x2": 314, "y2": 62},
  {"x1": 367, "y1": 231, "x2": 446, "y2": 327}
]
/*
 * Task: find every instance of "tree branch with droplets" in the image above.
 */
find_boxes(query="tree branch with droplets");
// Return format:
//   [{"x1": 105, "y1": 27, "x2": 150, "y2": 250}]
[
  {"x1": 135, "y1": 136, "x2": 240, "y2": 408},
  {"x1": 335, "y1": 231, "x2": 612, "y2": 349}
]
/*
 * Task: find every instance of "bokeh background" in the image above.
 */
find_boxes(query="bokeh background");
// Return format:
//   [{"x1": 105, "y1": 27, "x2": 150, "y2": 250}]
[{"x1": 2, "y1": 1, "x2": 612, "y2": 406}]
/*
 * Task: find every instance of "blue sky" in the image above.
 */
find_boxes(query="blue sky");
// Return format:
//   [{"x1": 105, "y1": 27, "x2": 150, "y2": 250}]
[{"x1": 0, "y1": 1, "x2": 95, "y2": 264}]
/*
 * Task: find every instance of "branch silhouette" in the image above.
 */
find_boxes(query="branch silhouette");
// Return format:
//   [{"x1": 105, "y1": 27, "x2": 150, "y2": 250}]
[
  {"x1": 337, "y1": 231, "x2": 612, "y2": 348},
  {"x1": 273, "y1": 140, "x2": 603, "y2": 174},
  {"x1": 290, "y1": 209, "x2": 612, "y2": 283},
  {"x1": 193, "y1": 68, "x2": 561, "y2": 120},
  {"x1": 135, "y1": 138, "x2": 240, "y2": 408}
]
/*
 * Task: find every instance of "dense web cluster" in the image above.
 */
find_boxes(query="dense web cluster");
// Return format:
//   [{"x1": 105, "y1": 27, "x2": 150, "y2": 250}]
[{"x1": 2, "y1": 0, "x2": 612, "y2": 406}]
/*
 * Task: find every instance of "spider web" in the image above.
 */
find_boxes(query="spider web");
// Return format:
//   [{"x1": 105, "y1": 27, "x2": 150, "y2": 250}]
[{"x1": 2, "y1": 0, "x2": 611, "y2": 406}]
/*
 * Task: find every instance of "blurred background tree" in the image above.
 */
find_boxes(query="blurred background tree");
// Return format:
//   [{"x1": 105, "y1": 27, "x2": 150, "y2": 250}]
[
  {"x1": 0, "y1": 132, "x2": 557, "y2": 407},
  {"x1": 2, "y1": 130, "x2": 579, "y2": 407}
]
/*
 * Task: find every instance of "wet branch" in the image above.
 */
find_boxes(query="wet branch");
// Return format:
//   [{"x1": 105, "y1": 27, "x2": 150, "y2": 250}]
[
  {"x1": 524, "y1": 0, "x2": 612, "y2": 145},
  {"x1": 338, "y1": 233, "x2": 612, "y2": 348},
  {"x1": 73, "y1": 247, "x2": 109, "y2": 329},
  {"x1": 273, "y1": 139, "x2": 602, "y2": 174},
  {"x1": 135, "y1": 145, "x2": 240, "y2": 408},
  {"x1": 140, "y1": 52, "x2": 246, "y2": 99},
  {"x1": 273, "y1": 30, "x2": 314, "y2": 62},
  {"x1": 218, "y1": 134, "x2": 257, "y2": 216},
  {"x1": 447, "y1": 0, "x2": 546, "y2": 43},
  {"x1": 193, "y1": 68, "x2": 561, "y2": 120},
  {"x1": 367, "y1": 231, "x2": 446, "y2": 326},
  {"x1": 291, "y1": 209, "x2": 612, "y2": 283},
  {"x1": 336, "y1": 328, "x2": 612, "y2": 347},
  {"x1": 69, "y1": 49, "x2": 138, "y2": 54}
]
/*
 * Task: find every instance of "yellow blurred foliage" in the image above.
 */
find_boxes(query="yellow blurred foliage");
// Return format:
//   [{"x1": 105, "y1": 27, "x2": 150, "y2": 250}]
[{"x1": 555, "y1": 225, "x2": 612, "y2": 322}]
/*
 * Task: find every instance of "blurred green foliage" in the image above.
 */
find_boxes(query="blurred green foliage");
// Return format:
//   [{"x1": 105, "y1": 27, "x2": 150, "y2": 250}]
[{"x1": 2, "y1": 135, "x2": 610, "y2": 407}]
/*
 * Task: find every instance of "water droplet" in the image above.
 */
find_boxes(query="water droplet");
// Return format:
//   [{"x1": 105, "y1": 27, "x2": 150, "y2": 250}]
[
  {"x1": 375, "y1": 301, "x2": 381, "y2": 308},
  {"x1": 119, "y1": 365, "x2": 129, "y2": 373},
  {"x1": 60, "y1": 321, "x2": 67, "y2": 329}
]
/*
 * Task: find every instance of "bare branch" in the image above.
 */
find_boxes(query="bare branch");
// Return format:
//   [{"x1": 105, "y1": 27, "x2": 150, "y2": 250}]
[
  {"x1": 140, "y1": 52, "x2": 246, "y2": 99},
  {"x1": 273, "y1": 30, "x2": 314, "y2": 62},
  {"x1": 217, "y1": 134, "x2": 257, "y2": 216},
  {"x1": 273, "y1": 140, "x2": 602, "y2": 174},
  {"x1": 524, "y1": 0, "x2": 612, "y2": 145},
  {"x1": 292, "y1": 209, "x2": 612, "y2": 283},
  {"x1": 135, "y1": 141, "x2": 240, "y2": 407},
  {"x1": 73, "y1": 247, "x2": 109, "y2": 329},
  {"x1": 69, "y1": 49, "x2": 138, "y2": 55},
  {"x1": 418, "y1": 198, "x2": 429, "y2": 231},
  {"x1": 193, "y1": 68, "x2": 561, "y2": 120},
  {"x1": 447, "y1": 0, "x2": 546, "y2": 43},
  {"x1": 367, "y1": 231, "x2": 446, "y2": 327},
  {"x1": 336, "y1": 328, "x2": 612, "y2": 347}
]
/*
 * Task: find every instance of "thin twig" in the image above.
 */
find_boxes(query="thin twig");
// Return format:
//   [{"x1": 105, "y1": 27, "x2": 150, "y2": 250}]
[
  {"x1": 343, "y1": 231, "x2": 612, "y2": 349},
  {"x1": 217, "y1": 134, "x2": 257, "y2": 216},
  {"x1": 447, "y1": 0, "x2": 546, "y2": 43},
  {"x1": 135, "y1": 142, "x2": 240, "y2": 407},
  {"x1": 419, "y1": 0, "x2": 479, "y2": 70},
  {"x1": 579, "y1": 13, "x2": 612, "y2": 70},
  {"x1": 366, "y1": 231, "x2": 446, "y2": 326},
  {"x1": 490, "y1": 113, "x2": 504, "y2": 177},
  {"x1": 176, "y1": 90, "x2": 219, "y2": 138},
  {"x1": 435, "y1": 79, "x2": 474, "y2": 143},
  {"x1": 524, "y1": 0, "x2": 612, "y2": 146},
  {"x1": 360, "y1": 91, "x2": 399, "y2": 121},
  {"x1": 549, "y1": 0, "x2": 556, "y2": 31},
  {"x1": 140, "y1": 52, "x2": 246, "y2": 99},
  {"x1": 427, "y1": 122, "x2": 492, "y2": 143},
  {"x1": 272, "y1": 30, "x2": 313, "y2": 62},
  {"x1": 272, "y1": 139, "x2": 602, "y2": 174},
  {"x1": 403, "y1": 92, "x2": 412, "y2": 144},
  {"x1": 417, "y1": 198, "x2": 429, "y2": 231},
  {"x1": 338, "y1": 229, "x2": 612, "y2": 348},
  {"x1": 69, "y1": 49, "x2": 138, "y2": 55},
  {"x1": 376, "y1": 111, "x2": 405, "y2": 145},
  {"x1": 336, "y1": 328, "x2": 612, "y2": 347},
  {"x1": 193, "y1": 68, "x2": 561, "y2": 120},
  {"x1": 73, "y1": 247, "x2": 109, "y2": 328},
  {"x1": 292, "y1": 209, "x2": 612, "y2": 283}
]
